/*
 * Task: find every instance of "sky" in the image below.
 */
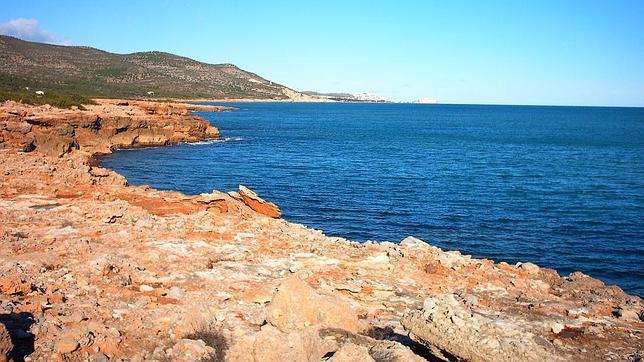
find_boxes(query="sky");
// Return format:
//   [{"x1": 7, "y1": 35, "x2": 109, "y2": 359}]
[{"x1": 1, "y1": 0, "x2": 643, "y2": 106}]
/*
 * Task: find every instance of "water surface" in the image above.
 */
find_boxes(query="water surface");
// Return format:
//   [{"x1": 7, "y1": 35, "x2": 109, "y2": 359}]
[{"x1": 100, "y1": 103, "x2": 644, "y2": 295}]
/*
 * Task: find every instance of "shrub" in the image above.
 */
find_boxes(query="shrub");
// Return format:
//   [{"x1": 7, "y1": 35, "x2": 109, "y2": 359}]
[{"x1": 183, "y1": 322, "x2": 228, "y2": 362}]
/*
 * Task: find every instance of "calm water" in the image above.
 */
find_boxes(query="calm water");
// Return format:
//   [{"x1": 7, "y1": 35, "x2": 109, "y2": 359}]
[{"x1": 100, "y1": 103, "x2": 644, "y2": 296}]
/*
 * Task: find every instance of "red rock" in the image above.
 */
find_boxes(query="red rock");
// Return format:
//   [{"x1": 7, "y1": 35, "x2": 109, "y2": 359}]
[
  {"x1": 0, "y1": 99, "x2": 227, "y2": 157},
  {"x1": 0, "y1": 277, "x2": 32, "y2": 295},
  {"x1": 238, "y1": 185, "x2": 281, "y2": 218}
]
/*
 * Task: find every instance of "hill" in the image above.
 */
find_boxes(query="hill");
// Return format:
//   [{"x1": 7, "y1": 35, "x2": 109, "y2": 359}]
[{"x1": 0, "y1": 35, "x2": 311, "y2": 100}]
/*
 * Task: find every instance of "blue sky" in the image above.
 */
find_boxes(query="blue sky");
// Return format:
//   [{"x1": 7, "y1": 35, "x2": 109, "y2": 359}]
[{"x1": 1, "y1": 0, "x2": 643, "y2": 106}]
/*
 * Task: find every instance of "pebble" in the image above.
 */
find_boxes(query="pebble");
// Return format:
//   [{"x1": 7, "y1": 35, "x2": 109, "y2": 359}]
[
  {"x1": 551, "y1": 323, "x2": 565, "y2": 334},
  {"x1": 139, "y1": 284, "x2": 154, "y2": 292},
  {"x1": 166, "y1": 286, "x2": 186, "y2": 299}
]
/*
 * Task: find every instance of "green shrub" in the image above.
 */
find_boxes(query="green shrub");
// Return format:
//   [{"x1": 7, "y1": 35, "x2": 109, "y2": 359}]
[{"x1": 0, "y1": 89, "x2": 95, "y2": 109}]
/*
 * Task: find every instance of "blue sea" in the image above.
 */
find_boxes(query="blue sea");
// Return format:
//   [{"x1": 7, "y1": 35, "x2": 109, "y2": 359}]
[{"x1": 100, "y1": 103, "x2": 644, "y2": 296}]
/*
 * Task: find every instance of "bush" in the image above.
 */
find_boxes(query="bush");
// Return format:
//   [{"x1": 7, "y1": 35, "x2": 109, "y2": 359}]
[{"x1": 183, "y1": 323, "x2": 228, "y2": 362}]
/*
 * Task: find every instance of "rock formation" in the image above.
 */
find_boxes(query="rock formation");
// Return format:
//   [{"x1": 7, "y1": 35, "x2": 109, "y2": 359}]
[
  {"x1": 238, "y1": 185, "x2": 282, "y2": 218},
  {"x1": 0, "y1": 99, "x2": 227, "y2": 157},
  {"x1": 402, "y1": 294, "x2": 562, "y2": 361},
  {"x1": 0, "y1": 100, "x2": 642, "y2": 361}
]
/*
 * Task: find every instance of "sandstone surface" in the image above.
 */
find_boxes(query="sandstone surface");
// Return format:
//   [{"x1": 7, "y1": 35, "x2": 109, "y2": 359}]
[
  {"x1": 238, "y1": 185, "x2": 281, "y2": 218},
  {"x1": 0, "y1": 100, "x2": 642, "y2": 361}
]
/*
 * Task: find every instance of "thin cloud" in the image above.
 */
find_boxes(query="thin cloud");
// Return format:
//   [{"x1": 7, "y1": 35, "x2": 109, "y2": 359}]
[{"x1": 0, "y1": 18, "x2": 70, "y2": 45}]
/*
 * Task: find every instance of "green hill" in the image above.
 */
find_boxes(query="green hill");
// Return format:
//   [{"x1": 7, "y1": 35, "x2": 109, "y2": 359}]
[{"x1": 0, "y1": 35, "x2": 302, "y2": 100}]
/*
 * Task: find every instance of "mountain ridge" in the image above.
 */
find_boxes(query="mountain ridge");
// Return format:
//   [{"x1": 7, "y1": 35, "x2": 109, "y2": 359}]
[{"x1": 0, "y1": 35, "x2": 313, "y2": 100}]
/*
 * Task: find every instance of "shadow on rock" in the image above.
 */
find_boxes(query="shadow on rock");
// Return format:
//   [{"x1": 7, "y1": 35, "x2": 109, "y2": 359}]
[
  {"x1": 0, "y1": 312, "x2": 36, "y2": 362},
  {"x1": 361, "y1": 325, "x2": 452, "y2": 362}
]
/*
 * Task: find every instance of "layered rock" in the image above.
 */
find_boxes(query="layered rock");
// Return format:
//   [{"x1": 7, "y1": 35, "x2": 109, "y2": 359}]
[
  {"x1": 0, "y1": 100, "x2": 642, "y2": 361},
  {"x1": 237, "y1": 185, "x2": 282, "y2": 218},
  {"x1": 0, "y1": 99, "x2": 228, "y2": 157},
  {"x1": 402, "y1": 294, "x2": 562, "y2": 361}
]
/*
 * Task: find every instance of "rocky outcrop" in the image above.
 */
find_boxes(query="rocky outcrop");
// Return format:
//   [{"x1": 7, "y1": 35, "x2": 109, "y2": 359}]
[
  {"x1": 0, "y1": 101, "x2": 642, "y2": 361},
  {"x1": 402, "y1": 294, "x2": 562, "y2": 362},
  {"x1": 0, "y1": 99, "x2": 229, "y2": 157},
  {"x1": 238, "y1": 185, "x2": 282, "y2": 218}
]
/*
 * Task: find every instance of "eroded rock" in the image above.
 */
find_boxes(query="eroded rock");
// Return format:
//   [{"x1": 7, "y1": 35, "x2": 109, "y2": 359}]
[
  {"x1": 267, "y1": 277, "x2": 361, "y2": 333},
  {"x1": 402, "y1": 294, "x2": 564, "y2": 362},
  {"x1": 238, "y1": 185, "x2": 281, "y2": 218}
]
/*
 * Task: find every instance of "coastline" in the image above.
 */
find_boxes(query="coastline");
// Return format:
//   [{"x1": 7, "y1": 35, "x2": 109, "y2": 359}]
[{"x1": 0, "y1": 99, "x2": 642, "y2": 361}]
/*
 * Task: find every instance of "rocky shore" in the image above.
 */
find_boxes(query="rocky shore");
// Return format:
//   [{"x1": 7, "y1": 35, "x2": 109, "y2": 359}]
[{"x1": 0, "y1": 100, "x2": 642, "y2": 361}]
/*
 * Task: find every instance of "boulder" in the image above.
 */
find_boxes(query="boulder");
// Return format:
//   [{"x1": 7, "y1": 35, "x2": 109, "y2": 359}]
[
  {"x1": 402, "y1": 294, "x2": 563, "y2": 362},
  {"x1": 252, "y1": 325, "x2": 333, "y2": 362},
  {"x1": 0, "y1": 324, "x2": 12, "y2": 362},
  {"x1": 267, "y1": 277, "x2": 360, "y2": 333},
  {"x1": 400, "y1": 236, "x2": 428, "y2": 249},
  {"x1": 238, "y1": 185, "x2": 281, "y2": 218},
  {"x1": 517, "y1": 262, "x2": 540, "y2": 275}
]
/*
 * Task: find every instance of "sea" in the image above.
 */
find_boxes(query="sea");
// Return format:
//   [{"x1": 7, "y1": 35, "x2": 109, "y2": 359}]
[{"x1": 99, "y1": 103, "x2": 644, "y2": 296}]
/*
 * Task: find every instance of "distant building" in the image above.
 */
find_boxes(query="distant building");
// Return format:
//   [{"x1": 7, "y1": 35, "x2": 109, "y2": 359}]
[
  {"x1": 35, "y1": 90, "x2": 45, "y2": 95},
  {"x1": 25, "y1": 87, "x2": 30, "y2": 90}
]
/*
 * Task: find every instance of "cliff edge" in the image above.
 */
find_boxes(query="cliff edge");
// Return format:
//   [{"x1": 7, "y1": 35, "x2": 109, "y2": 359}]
[{"x1": 0, "y1": 100, "x2": 642, "y2": 361}]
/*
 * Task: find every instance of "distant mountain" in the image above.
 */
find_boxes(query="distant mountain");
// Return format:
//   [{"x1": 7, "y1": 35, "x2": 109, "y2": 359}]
[{"x1": 0, "y1": 35, "x2": 313, "y2": 100}]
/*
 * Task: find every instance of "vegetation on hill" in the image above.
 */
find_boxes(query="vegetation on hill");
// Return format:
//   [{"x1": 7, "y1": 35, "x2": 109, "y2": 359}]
[
  {"x1": 0, "y1": 35, "x2": 298, "y2": 100},
  {"x1": 0, "y1": 74, "x2": 95, "y2": 109}
]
